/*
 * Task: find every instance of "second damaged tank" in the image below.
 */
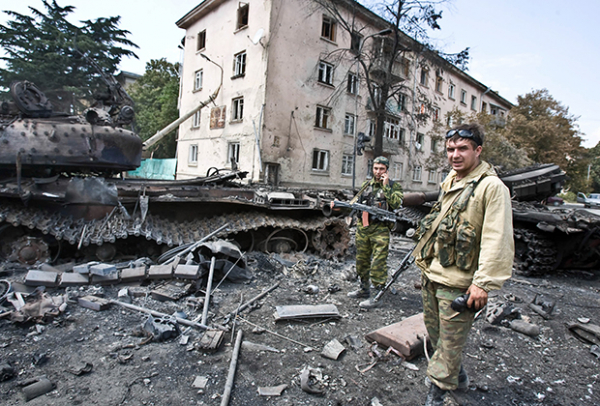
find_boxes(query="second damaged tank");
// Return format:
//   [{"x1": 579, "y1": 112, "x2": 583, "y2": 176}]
[{"x1": 0, "y1": 81, "x2": 349, "y2": 265}]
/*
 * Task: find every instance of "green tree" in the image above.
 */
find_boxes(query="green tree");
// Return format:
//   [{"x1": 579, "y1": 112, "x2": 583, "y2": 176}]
[
  {"x1": 506, "y1": 89, "x2": 586, "y2": 191},
  {"x1": 128, "y1": 59, "x2": 180, "y2": 158},
  {"x1": 0, "y1": 0, "x2": 137, "y2": 112}
]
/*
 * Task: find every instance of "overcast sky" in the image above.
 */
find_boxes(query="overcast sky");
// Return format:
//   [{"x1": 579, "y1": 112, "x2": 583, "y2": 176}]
[{"x1": 2, "y1": 0, "x2": 599, "y2": 147}]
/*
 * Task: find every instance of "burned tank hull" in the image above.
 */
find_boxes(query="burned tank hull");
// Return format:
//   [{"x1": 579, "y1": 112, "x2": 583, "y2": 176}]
[{"x1": 0, "y1": 81, "x2": 350, "y2": 265}]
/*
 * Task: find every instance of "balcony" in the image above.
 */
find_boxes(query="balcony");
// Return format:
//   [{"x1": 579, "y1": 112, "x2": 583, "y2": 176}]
[{"x1": 369, "y1": 58, "x2": 408, "y2": 84}]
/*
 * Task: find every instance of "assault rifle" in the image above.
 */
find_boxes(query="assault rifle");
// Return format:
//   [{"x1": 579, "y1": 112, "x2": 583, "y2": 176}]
[
  {"x1": 331, "y1": 200, "x2": 399, "y2": 223},
  {"x1": 372, "y1": 247, "x2": 415, "y2": 303}
]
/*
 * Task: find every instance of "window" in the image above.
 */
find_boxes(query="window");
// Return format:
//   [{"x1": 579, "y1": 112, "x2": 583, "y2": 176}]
[
  {"x1": 350, "y1": 31, "x2": 362, "y2": 53},
  {"x1": 342, "y1": 154, "x2": 353, "y2": 176},
  {"x1": 431, "y1": 138, "x2": 438, "y2": 152},
  {"x1": 194, "y1": 69, "x2": 203, "y2": 90},
  {"x1": 237, "y1": 3, "x2": 249, "y2": 30},
  {"x1": 460, "y1": 89, "x2": 467, "y2": 104},
  {"x1": 435, "y1": 75, "x2": 443, "y2": 93},
  {"x1": 416, "y1": 133, "x2": 425, "y2": 151},
  {"x1": 447, "y1": 115, "x2": 454, "y2": 127},
  {"x1": 384, "y1": 117, "x2": 400, "y2": 140},
  {"x1": 448, "y1": 84, "x2": 455, "y2": 99},
  {"x1": 433, "y1": 107, "x2": 440, "y2": 121},
  {"x1": 471, "y1": 95, "x2": 477, "y2": 110},
  {"x1": 228, "y1": 142, "x2": 240, "y2": 165},
  {"x1": 413, "y1": 166, "x2": 422, "y2": 181},
  {"x1": 318, "y1": 61, "x2": 334, "y2": 85},
  {"x1": 482, "y1": 102, "x2": 487, "y2": 113},
  {"x1": 420, "y1": 68, "x2": 428, "y2": 86},
  {"x1": 232, "y1": 97, "x2": 244, "y2": 121},
  {"x1": 188, "y1": 144, "x2": 198, "y2": 164},
  {"x1": 233, "y1": 51, "x2": 246, "y2": 77},
  {"x1": 391, "y1": 162, "x2": 403, "y2": 180},
  {"x1": 344, "y1": 113, "x2": 355, "y2": 135},
  {"x1": 428, "y1": 170, "x2": 437, "y2": 183},
  {"x1": 197, "y1": 30, "x2": 206, "y2": 51},
  {"x1": 347, "y1": 72, "x2": 358, "y2": 94},
  {"x1": 398, "y1": 93, "x2": 407, "y2": 111},
  {"x1": 312, "y1": 149, "x2": 329, "y2": 171},
  {"x1": 368, "y1": 120, "x2": 376, "y2": 138},
  {"x1": 399, "y1": 128, "x2": 406, "y2": 144},
  {"x1": 192, "y1": 111, "x2": 201, "y2": 128},
  {"x1": 315, "y1": 106, "x2": 331, "y2": 129},
  {"x1": 321, "y1": 15, "x2": 336, "y2": 41}
]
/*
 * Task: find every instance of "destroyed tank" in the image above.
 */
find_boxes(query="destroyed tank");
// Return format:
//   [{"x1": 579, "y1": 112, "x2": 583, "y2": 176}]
[
  {"x1": 394, "y1": 163, "x2": 600, "y2": 276},
  {"x1": 0, "y1": 81, "x2": 349, "y2": 265}
]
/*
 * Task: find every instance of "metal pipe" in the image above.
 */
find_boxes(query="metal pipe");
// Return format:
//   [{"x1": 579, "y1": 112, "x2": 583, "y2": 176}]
[
  {"x1": 220, "y1": 330, "x2": 243, "y2": 406},
  {"x1": 201, "y1": 256, "x2": 216, "y2": 326}
]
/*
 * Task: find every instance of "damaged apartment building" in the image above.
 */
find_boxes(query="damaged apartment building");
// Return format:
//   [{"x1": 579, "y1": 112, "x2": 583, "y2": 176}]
[{"x1": 174, "y1": 0, "x2": 512, "y2": 192}]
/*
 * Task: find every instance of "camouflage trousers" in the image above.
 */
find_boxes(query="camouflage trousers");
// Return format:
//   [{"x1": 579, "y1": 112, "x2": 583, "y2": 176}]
[
  {"x1": 421, "y1": 273, "x2": 475, "y2": 391},
  {"x1": 355, "y1": 222, "x2": 390, "y2": 287}
]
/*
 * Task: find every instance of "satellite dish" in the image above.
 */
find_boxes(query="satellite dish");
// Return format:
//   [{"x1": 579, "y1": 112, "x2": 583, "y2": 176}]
[{"x1": 251, "y1": 28, "x2": 264, "y2": 45}]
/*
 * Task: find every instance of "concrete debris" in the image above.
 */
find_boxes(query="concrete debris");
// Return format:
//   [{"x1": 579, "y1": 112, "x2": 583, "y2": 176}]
[
  {"x1": 274, "y1": 304, "x2": 340, "y2": 321},
  {"x1": 65, "y1": 362, "x2": 93, "y2": 376},
  {"x1": 192, "y1": 376, "x2": 209, "y2": 390},
  {"x1": 567, "y1": 322, "x2": 600, "y2": 346},
  {"x1": 300, "y1": 366, "x2": 324, "y2": 395},
  {"x1": 257, "y1": 384, "x2": 287, "y2": 396},
  {"x1": 321, "y1": 339, "x2": 346, "y2": 360},
  {"x1": 344, "y1": 335, "x2": 363, "y2": 350},
  {"x1": 365, "y1": 313, "x2": 429, "y2": 360},
  {"x1": 241, "y1": 340, "x2": 280, "y2": 353},
  {"x1": 78, "y1": 295, "x2": 111, "y2": 312},
  {"x1": 509, "y1": 319, "x2": 540, "y2": 337}
]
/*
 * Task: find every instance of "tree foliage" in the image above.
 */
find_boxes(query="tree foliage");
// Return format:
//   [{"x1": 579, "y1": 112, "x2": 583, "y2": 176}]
[
  {"x1": 128, "y1": 59, "x2": 180, "y2": 158},
  {"x1": 0, "y1": 0, "x2": 138, "y2": 112},
  {"x1": 505, "y1": 89, "x2": 587, "y2": 191}
]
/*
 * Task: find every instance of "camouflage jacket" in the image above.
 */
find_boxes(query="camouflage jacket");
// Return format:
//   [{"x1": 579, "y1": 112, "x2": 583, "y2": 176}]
[{"x1": 357, "y1": 178, "x2": 403, "y2": 227}]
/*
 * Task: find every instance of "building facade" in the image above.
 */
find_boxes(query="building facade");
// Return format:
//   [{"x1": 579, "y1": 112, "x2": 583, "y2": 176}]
[{"x1": 175, "y1": 0, "x2": 512, "y2": 192}]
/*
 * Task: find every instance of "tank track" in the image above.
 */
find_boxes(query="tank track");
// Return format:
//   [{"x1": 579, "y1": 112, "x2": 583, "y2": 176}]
[
  {"x1": 514, "y1": 228, "x2": 559, "y2": 276},
  {"x1": 0, "y1": 203, "x2": 350, "y2": 261}
]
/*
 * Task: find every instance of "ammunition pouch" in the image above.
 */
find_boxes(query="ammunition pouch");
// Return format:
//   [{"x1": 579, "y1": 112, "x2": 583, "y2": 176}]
[
  {"x1": 455, "y1": 221, "x2": 477, "y2": 270},
  {"x1": 437, "y1": 214, "x2": 457, "y2": 267}
]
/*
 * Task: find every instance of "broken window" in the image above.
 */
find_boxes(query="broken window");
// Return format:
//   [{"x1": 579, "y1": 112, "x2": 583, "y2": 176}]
[
  {"x1": 433, "y1": 107, "x2": 440, "y2": 121},
  {"x1": 237, "y1": 3, "x2": 249, "y2": 30},
  {"x1": 321, "y1": 15, "x2": 336, "y2": 41},
  {"x1": 416, "y1": 133, "x2": 424, "y2": 151},
  {"x1": 197, "y1": 30, "x2": 206, "y2": 51},
  {"x1": 342, "y1": 154, "x2": 353, "y2": 176},
  {"x1": 347, "y1": 72, "x2": 358, "y2": 95},
  {"x1": 194, "y1": 69, "x2": 203, "y2": 91},
  {"x1": 192, "y1": 111, "x2": 201, "y2": 128},
  {"x1": 350, "y1": 31, "x2": 362, "y2": 53},
  {"x1": 188, "y1": 144, "x2": 198, "y2": 164},
  {"x1": 318, "y1": 61, "x2": 334, "y2": 85},
  {"x1": 315, "y1": 106, "x2": 331, "y2": 129},
  {"x1": 384, "y1": 117, "x2": 400, "y2": 140},
  {"x1": 413, "y1": 166, "x2": 422, "y2": 181},
  {"x1": 312, "y1": 149, "x2": 329, "y2": 171},
  {"x1": 233, "y1": 51, "x2": 246, "y2": 77},
  {"x1": 435, "y1": 75, "x2": 443, "y2": 93},
  {"x1": 228, "y1": 142, "x2": 240, "y2": 165},
  {"x1": 344, "y1": 113, "x2": 355, "y2": 135},
  {"x1": 232, "y1": 97, "x2": 244, "y2": 121},
  {"x1": 397, "y1": 93, "x2": 407, "y2": 111}
]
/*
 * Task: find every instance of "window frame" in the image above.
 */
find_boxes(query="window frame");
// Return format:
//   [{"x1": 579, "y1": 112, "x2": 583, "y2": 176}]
[
  {"x1": 435, "y1": 75, "x2": 443, "y2": 93},
  {"x1": 384, "y1": 117, "x2": 400, "y2": 140},
  {"x1": 413, "y1": 165, "x2": 422, "y2": 182},
  {"x1": 448, "y1": 83, "x2": 455, "y2": 99},
  {"x1": 192, "y1": 111, "x2": 201, "y2": 128},
  {"x1": 197, "y1": 30, "x2": 206, "y2": 51},
  {"x1": 315, "y1": 105, "x2": 332, "y2": 130},
  {"x1": 188, "y1": 144, "x2": 198, "y2": 165},
  {"x1": 391, "y1": 162, "x2": 403, "y2": 181},
  {"x1": 228, "y1": 141, "x2": 241, "y2": 165},
  {"x1": 460, "y1": 89, "x2": 467, "y2": 104},
  {"x1": 236, "y1": 3, "x2": 249, "y2": 30},
  {"x1": 416, "y1": 133, "x2": 425, "y2": 151},
  {"x1": 347, "y1": 72, "x2": 359, "y2": 95},
  {"x1": 419, "y1": 68, "x2": 428, "y2": 86},
  {"x1": 232, "y1": 97, "x2": 244, "y2": 121},
  {"x1": 428, "y1": 170, "x2": 437, "y2": 184},
  {"x1": 312, "y1": 149, "x2": 330, "y2": 172},
  {"x1": 318, "y1": 60, "x2": 334, "y2": 86},
  {"x1": 350, "y1": 31, "x2": 362, "y2": 53},
  {"x1": 471, "y1": 95, "x2": 477, "y2": 111},
  {"x1": 233, "y1": 51, "x2": 247, "y2": 78},
  {"x1": 344, "y1": 113, "x2": 355, "y2": 135},
  {"x1": 194, "y1": 69, "x2": 203, "y2": 91},
  {"x1": 341, "y1": 154, "x2": 353, "y2": 176},
  {"x1": 321, "y1": 15, "x2": 336, "y2": 42}
]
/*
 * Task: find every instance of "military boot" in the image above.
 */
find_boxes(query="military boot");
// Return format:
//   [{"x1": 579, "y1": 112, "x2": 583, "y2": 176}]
[
  {"x1": 457, "y1": 365, "x2": 469, "y2": 391},
  {"x1": 358, "y1": 285, "x2": 383, "y2": 308},
  {"x1": 424, "y1": 383, "x2": 447, "y2": 406},
  {"x1": 347, "y1": 279, "x2": 370, "y2": 299}
]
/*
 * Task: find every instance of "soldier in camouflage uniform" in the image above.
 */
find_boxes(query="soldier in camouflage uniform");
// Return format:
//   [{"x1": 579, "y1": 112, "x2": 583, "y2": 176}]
[
  {"x1": 347, "y1": 156, "x2": 403, "y2": 308},
  {"x1": 413, "y1": 124, "x2": 513, "y2": 406}
]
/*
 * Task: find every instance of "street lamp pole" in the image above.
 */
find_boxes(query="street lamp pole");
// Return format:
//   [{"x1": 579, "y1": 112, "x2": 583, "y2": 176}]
[{"x1": 352, "y1": 28, "x2": 393, "y2": 191}]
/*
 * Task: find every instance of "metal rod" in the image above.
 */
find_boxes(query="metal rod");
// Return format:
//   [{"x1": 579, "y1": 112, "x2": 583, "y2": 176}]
[
  {"x1": 202, "y1": 257, "x2": 216, "y2": 326},
  {"x1": 237, "y1": 316, "x2": 314, "y2": 350},
  {"x1": 220, "y1": 330, "x2": 243, "y2": 406},
  {"x1": 110, "y1": 300, "x2": 211, "y2": 330},
  {"x1": 224, "y1": 282, "x2": 280, "y2": 321}
]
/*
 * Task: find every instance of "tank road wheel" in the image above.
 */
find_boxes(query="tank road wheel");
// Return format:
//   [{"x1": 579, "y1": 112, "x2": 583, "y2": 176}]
[
  {"x1": 514, "y1": 228, "x2": 559, "y2": 276},
  {"x1": 311, "y1": 219, "x2": 350, "y2": 260},
  {"x1": 263, "y1": 228, "x2": 309, "y2": 254}
]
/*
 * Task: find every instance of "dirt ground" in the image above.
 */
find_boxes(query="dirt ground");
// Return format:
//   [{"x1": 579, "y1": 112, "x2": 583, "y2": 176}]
[{"x1": 1, "y1": 233, "x2": 600, "y2": 406}]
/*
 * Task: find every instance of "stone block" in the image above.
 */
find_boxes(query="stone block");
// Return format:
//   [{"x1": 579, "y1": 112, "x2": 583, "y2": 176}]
[
  {"x1": 89, "y1": 263, "x2": 117, "y2": 277},
  {"x1": 148, "y1": 263, "x2": 174, "y2": 280},
  {"x1": 120, "y1": 266, "x2": 147, "y2": 283},
  {"x1": 91, "y1": 272, "x2": 120, "y2": 285},
  {"x1": 60, "y1": 272, "x2": 90, "y2": 287},
  {"x1": 174, "y1": 264, "x2": 201, "y2": 280},
  {"x1": 78, "y1": 295, "x2": 111, "y2": 311},
  {"x1": 364, "y1": 313, "x2": 429, "y2": 360},
  {"x1": 25, "y1": 270, "x2": 58, "y2": 287}
]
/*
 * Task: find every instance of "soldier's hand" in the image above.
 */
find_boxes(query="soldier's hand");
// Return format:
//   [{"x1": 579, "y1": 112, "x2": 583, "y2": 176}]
[
  {"x1": 381, "y1": 172, "x2": 389, "y2": 186},
  {"x1": 466, "y1": 284, "x2": 488, "y2": 311}
]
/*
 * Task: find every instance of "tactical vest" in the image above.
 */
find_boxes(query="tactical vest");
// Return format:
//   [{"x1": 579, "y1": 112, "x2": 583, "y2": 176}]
[
  {"x1": 415, "y1": 177, "x2": 484, "y2": 271},
  {"x1": 360, "y1": 179, "x2": 395, "y2": 211}
]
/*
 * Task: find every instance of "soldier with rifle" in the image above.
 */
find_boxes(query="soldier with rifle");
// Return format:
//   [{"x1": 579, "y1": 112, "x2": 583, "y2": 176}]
[{"x1": 331, "y1": 156, "x2": 403, "y2": 308}]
